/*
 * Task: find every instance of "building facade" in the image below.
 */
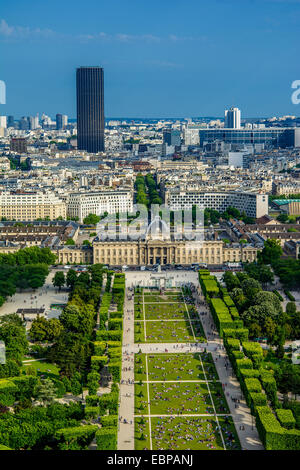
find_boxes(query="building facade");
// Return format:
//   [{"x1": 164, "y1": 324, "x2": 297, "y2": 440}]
[
  {"x1": 92, "y1": 239, "x2": 258, "y2": 266},
  {"x1": 76, "y1": 66, "x2": 105, "y2": 153},
  {"x1": 165, "y1": 190, "x2": 268, "y2": 218},
  {"x1": 199, "y1": 128, "x2": 299, "y2": 148},
  {"x1": 67, "y1": 190, "x2": 133, "y2": 223},
  {"x1": 225, "y1": 107, "x2": 241, "y2": 129},
  {"x1": 0, "y1": 192, "x2": 66, "y2": 221}
]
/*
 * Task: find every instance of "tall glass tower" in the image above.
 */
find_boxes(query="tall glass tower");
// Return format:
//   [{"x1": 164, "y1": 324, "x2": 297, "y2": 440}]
[{"x1": 76, "y1": 66, "x2": 105, "y2": 153}]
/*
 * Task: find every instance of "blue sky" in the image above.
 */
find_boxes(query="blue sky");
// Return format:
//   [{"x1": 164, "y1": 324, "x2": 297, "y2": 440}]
[{"x1": 0, "y1": 0, "x2": 300, "y2": 118}]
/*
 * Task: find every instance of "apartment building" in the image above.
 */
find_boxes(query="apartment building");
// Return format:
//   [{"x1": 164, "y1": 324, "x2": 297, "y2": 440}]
[
  {"x1": 67, "y1": 190, "x2": 133, "y2": 223},
  {"x1": 165, "y1": 189, "x2": 268, "y2": 218},
  {"x1": 0, "y1": 192, "x2": 66, "y2": 221}
]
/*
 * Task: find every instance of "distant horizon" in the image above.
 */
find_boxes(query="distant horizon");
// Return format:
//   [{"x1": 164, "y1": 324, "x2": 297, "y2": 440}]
[{"x1": 5, "y1": 115, "x2": 300, "y2": 122}]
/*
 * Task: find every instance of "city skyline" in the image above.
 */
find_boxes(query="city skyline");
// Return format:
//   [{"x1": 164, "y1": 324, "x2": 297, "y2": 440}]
[{"x1": 1, "y1": 0, "x2": 300, "y2": 118}]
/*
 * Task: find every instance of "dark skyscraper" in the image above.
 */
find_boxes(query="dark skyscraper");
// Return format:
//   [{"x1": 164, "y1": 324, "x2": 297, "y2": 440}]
[
  {"x1": 56, "y1": 113, "x2": 63, "y2": 130},
  {"x1": 76, "y1": 66, "x2": 105, "y2": 153}
]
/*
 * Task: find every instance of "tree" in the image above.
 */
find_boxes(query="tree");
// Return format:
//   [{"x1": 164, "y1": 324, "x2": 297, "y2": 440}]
[
  {"x1": 34, "y1": 378, "x2": 56, "y2": 404},
  {"x1": 223, "y1": 271, "x2": 240, "y2": 291},
  {"x1": 0, "y1": 316, "x2": 28, "y2": 363},
  {"x1": 260, "y1": 239, "x2": 283, "y2": 265},
  {"x1": 241, "y1": 278, "x2": 262, "y2": 299},
  {"x1": 82, "y1": 240, "x2": 91, "y2": 247},
  {"x1": 65, "y1": 239, "x2": 75, "y2": 246},
  {"x1": 87, "y1": 371, "x2": 100, "y2": 395},
  {"x1": 277, "y1": 214, "x2": 289, "y2": 223},
  {"x1": 66, "y1": 269, "x2": 77, "y2": 289},
  {"x1": 30, "y1": 317, "x2": 63, "y2": 342},
  {"x1": 286, "y1": 302, "x2": 297, "y2": 316},
  {"x1": 53, "y1": 271, "x2": 65, "y2": 291},
  {"x1": 83, "y1": 214, "x2": 101, "y2": 225}
]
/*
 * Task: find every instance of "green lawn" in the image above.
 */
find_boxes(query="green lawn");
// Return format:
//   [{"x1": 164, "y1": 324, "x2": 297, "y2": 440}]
[
  {"x1": 134, "y1": 321, "x2": 145, "y2": 343},
  {"x1": 22, "y1": 360, "x2": 60, "y2": 380},
  {"x1": 150, "y1": 416, "x2": 240, "y2": 450},
  {"x1": 133, "y1": 352, "x2": 240, "y2": 450},
  {"x1": 148, "y1": 382, "x2": 214, "y2": 415},
  {"x1": 144, "y1": 302, "x2": 187, "y2": 320},
  {"x1": 145, "y1": 320, "x2": 201, "y2": 343},
  {"x1": 135, "y1": 418, "x2": 151, "y2": 450}
]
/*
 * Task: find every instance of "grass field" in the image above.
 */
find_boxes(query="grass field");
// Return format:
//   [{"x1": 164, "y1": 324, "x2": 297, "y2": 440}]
[
  {"x1": 134, "y1": 287, "x2": 206, "y2": 343},
  {"x1": 134, "y1": 353, "x2": 218, "y2": 382},
  {"x1": 134, "y1": 352, "x2": 240, "y2": 450},
  {"x1": 22, "y1": 360, "x2": 60, "y2": 380}
]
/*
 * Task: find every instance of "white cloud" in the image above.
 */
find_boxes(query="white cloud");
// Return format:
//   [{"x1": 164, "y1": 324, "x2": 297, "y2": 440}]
[{"x1": 0, "y1": 18, "x2": 206, "y2": 44}]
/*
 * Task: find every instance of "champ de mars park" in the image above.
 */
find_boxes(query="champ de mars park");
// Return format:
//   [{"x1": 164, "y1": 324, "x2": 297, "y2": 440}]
[{"x1": 0, "y1": 238, "x2": 299, "y2": 454}]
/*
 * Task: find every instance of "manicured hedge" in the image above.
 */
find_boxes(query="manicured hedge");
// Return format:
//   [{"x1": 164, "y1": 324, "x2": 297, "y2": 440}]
[
  {"x1": 93, "y1": 341, "x2": 106, "y2": 355},
  {"x1": 85, "y1": 395, "x2": 99, "y2": 407},
  {"x1": 273, "y1": 290, "x2": 283, "y2": 302},
  {"x1": 100, "y1": 415, "x2": 118, "y2": 427},
  {"x1": 0, "y1": 379, "x2": 18, "y2": 406},
  {"x1": 108, "y1": 362, "x2": 121, "y2": 383},
  {"x1": 96, "y1": 330, "x2": 122, "y2": 342},
  {"x1": 260, "y1": 371, "x2": 278, "y2": 408},
  {"x1": 239, "y1": 368, "x2": 260, "y2": 380},
  {"x1": 256, "y1": 406, "x2": 300, "y2": 450},
  {"x1": 242, "y1": 342, "x2": 263, "y2": 367},
  {"x1": 223, "y1": 328, "x2": 249, "y2": 341},
  {"x1": 91, "y1": 355, "x2": 108, "y2": 371},
  {"x1": 85, "y1": 406, "x2": 99, "y2": 419},
  {"x1": 108, "y1": 318, "x2": 123, "y2": 331},
  {"x1": 107, "y1": 341, "x2": 122, "y2": 349},
  {"x1": 96, "y1": 427, "x2": 117, "y2": 450},
  {"x1": 284, "y1": 290, "x2": 295, "y2": 302},
  {"x1": 55, "y1": 425, "x2": 98, "y2": 449},
  {"x1": 276, "y1": 409, "x2": 296, "y2": 430},
  {"x1": 98, "y1": 393, "x2": 118, "y2": 415}
]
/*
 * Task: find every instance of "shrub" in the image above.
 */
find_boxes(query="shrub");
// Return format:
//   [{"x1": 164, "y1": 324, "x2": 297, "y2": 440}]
[
  {"x1": 55, "y1": 425, "x2": 98, "y2": 450},
  {"x1": 91, "y1": 355, "x2": 108, "y2": 371},
  {"x1": 100, "y1": 415, "x2": 118, "y2": 427},
  {"x1": 284, "y1": 290, "x2": 295, "y2": 302},
  {"x1": 273, "y1": 290, "x2": 283, "y2": 302},
  {"x1": 223, "y1": 328, "x2": 249, "y2": 341},
  {"x1": 96, "y1": 427, "x2": 117, "y2": 450},
  {"x1": 85, "y1": 395, "x2": 99, "y2": 407},
  {"x1": 96, "y1": 330, "x2": 122, "y2": 342},
  {"x1": 276, "y1": 409, "x2": 296, "y2": 430},
  {"x1": 85, "y1": 406, "x2": 99, "y2": 419},
  {"x1": 98, "y1": 393, "x2": 118, "y2": 415},
  {"x1": 0, "y1": 379, "x2": 18, "y2": 406},
  {"x1": 108, "y1": 362, "x2": 121, "y2": 383},
  {"x1": 93, "y1": 341, "x2": 106, "y2": 355}
]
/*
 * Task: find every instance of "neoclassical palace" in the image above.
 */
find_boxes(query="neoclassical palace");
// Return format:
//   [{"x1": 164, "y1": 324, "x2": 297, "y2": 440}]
[
  {"x1": 92, "y1": 239, "x2": 258, "y2": 266},
  {"x1": 55, "y1": 216, "x2": 259, "y2": 266}
]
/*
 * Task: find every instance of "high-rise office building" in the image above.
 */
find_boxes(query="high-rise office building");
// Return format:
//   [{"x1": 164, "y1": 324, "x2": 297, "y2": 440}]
[
  {"x1": 0, "y1": 116, "x2": 7, "y2": 128},
  {"x1": 62, "y1": 115, "x2": 68, "y2": 127},
  {"x1": 225, "y1": 107, "x2": 241, "y2": 129},
  {"x1": 163, "y1": 129, "x2": 181, "y2": 147},
  {"x1": 56, "y1": 113, "x2": 63, "y2": 130},
  {"x1": 76, "y1": 66, "x2": 105, "y2": 153}
]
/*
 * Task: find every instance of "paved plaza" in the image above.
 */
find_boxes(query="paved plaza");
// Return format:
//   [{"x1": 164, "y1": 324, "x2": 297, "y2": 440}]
[{"x1": 0, "y1": 270, "x2": 68, "y2": 323}]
